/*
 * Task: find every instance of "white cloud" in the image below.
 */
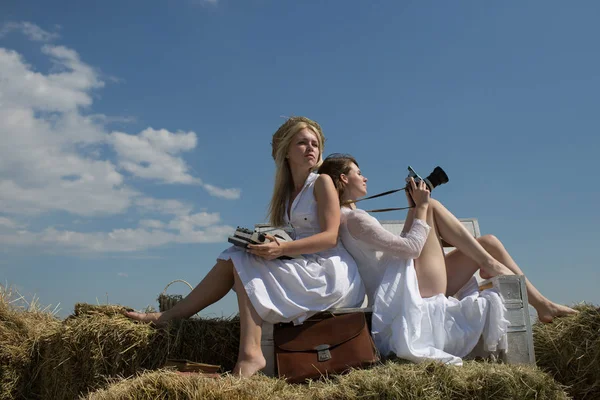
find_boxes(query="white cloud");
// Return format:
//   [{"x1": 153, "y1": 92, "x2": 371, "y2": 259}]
[
  {"x1": 0, "y1": 21, "x2": 59, "y2": 42},
  {"x1": 134, "y1": 197, "x2": 193, "y2": 217},
  {"x1": 0, "y1": 221, "x2": 235, "y2": 253},
  {"x1": 140, "y1": 127, "x2": 197, "y2": 153},
  {"x1": 203, "y1": 184, "x2": 241, "y2": 200},
  {"x1": 110, "y1": 128, "x2": 199, "y2": 184},
  {"x1": 168, "y1": 212, "x2": 222, "y2": 232},
  {"x1": 139, "y1": 219, "x2": 164, "y2": 229},
  {"x1": 0, "y1": 41, "x2": 131, "y2": 217},
  {"x1": 0, "y1": 22, "x2": 240, "y2": 253},
  {"x1": 0, "y1": 46, "x2": 103, "y2": 112},
  {"x1": 117, "y1": 272, "x2": 128, "y2": 278},
  {"x1": 0, "y1": 216, "x2": 25, "y2": 230}
]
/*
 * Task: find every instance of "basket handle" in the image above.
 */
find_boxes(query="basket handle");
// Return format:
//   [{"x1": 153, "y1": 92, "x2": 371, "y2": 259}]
[{"x1": 162, "y1": 279, "x2": 193, "y2": 296}]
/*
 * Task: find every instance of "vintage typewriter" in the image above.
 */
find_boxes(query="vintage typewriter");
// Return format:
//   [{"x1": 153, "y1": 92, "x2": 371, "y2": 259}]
[{"x1": 228, "y1": 225, "x2": 303, "y2": 260}]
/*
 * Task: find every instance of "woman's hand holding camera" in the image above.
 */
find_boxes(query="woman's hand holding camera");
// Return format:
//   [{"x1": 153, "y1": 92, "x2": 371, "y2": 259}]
[
  {"x1": 405, "y1": 177, "x2": 430, "y2": 224},
  {"x1": 405, "y1": 177, "x2": 430, "y2": 207}
]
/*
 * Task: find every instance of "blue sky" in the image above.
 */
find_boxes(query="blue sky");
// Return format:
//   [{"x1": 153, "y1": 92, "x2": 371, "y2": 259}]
[{"x1": 1, "y1": 1, "x2": 598, "y2": 318}]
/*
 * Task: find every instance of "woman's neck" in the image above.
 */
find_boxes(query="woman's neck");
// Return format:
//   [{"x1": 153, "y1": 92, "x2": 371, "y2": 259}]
[
  {"x1": 341, "y1": 194, "x2": 357, "y2": 210},
  {"x1": 290, "y1": 168, "x2": 311, "y2": 192}
]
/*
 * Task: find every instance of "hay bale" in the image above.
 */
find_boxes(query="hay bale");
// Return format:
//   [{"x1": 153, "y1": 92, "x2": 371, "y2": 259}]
[
  {"x1": 38, "y1": 304, "x2": 166, "y2": 399},
  {"x1": 166, "y1": 315, "x2": 240, "y2": 370},
  {"x1": 84, "y1": 361, "x2": 570, "y2": 400},
  {"x1": 73, "y1": 303, "x2": 134, "y2": 317},
  {"x1": 36, "y1": 303, "x2": 239, "y2": 399},
  {"x1": 534, "y1": 304, "x2": 600, "y2": 400},
  {"x1": 1, "y1": 295, "x2": 585, "y2": 400},
  {"x1": 0, "y1": 311, "x2": 31, "y2": 400},
  {"x1": 0, "y1": 286, "x2": 60, "y2": 400},
  {"x1": 83, "y1": 370, "x2": 294, "y2": 400},
  {"x1": 326, "y1": 361, "x2": 569, "y2": 400}
]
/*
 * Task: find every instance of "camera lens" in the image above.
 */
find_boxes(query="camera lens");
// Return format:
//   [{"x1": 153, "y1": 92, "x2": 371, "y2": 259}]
[{"x1": 424, "y1": 167, "x2": 449, "y2": 190}]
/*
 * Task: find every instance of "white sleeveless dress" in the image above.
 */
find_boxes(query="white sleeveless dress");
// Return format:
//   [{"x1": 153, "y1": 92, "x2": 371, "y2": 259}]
[
  {"x1": 339, "y1": 207, "x2": 508, "y2": 365},
  {"x1": 218, "y1": 173, "x2": 365, "y2": 325}
]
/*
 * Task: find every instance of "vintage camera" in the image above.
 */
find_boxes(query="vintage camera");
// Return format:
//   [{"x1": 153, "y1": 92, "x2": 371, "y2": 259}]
[{"x1": 407, "y1": 165, "x2": 449, "y2": 192}]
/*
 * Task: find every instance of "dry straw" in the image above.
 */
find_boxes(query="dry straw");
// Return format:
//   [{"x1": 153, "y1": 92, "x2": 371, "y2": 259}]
[
  {"x1": 2, "y1": 287, "x2": 598, "y2": 400},
  {"x1": 37, "y1": 304, "x2": 240, "y2": 399},
  {"x1": 0, "y1": 285, "x2": 61, "y2": 400},
  {"x1": 83, "y1": 361, "x2": 570, "y2": 400},
  {"x1": 534, "y1": 303, "x2": 600, "y2": 400}
]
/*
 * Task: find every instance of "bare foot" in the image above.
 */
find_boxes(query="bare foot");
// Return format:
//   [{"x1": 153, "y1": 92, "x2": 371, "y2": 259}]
[
  {"x1": 479, "y1": 260, "x2": 514, "y2": 280},
  {"x1": 536, "y1": 301, "x2": 579, "y2": 323},
  {"x1": 123, "y1": 311, "x2": 169, "y2": 327},
  {"x1": 232, "y1": 354, "x2": 266, "y2": 378}
]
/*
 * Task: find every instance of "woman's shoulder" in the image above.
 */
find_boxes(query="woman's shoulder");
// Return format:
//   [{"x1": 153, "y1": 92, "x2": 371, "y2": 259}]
[
  {"x1": 341, "y1": 207, "x2": 371, "y2": 222},
  {"x1": 313, "y1": 172, "x2": 332, "y2": 185},
  {"x1": 312, "y1": 173, "x2": 336, "y2": 195},
  {"x1": 342, "y1": 207, "x2": 368, "y2": 215}
]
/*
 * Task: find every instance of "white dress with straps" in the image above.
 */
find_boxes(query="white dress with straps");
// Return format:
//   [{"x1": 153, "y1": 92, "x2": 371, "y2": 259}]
[
  {"x1": 339, "y1": 207, "x2": 508, "y2": 365},
  {"x1": 219, "y1": 173, "x2": 365, "y2": 325}
]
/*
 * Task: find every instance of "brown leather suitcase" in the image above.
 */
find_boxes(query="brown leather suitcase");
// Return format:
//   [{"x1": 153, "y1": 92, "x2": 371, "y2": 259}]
[{"x1": 274, "y1": 312, "x2": 379, "y2": 383}]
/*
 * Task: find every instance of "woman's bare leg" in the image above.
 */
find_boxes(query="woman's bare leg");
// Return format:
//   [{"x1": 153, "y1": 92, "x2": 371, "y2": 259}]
[
  {"x1": 126, "y1": 259, "x2": 235, "y2": 324},
  {"x1": 443, "y1": 248, "x2": 485, "y2": 297},
  {"x1": 231, "y1": 268, "x2": 266, "y2": 377},
  {"x1": 429, "y1": 199, "x2": 513, "y2": 284},
  {"x1": 431, "y1": 197, "x2": 577, "y2": 322},
  {"x1": 476, "y1": 235, "x2": 577, "y2": 323},
  {"x1": 414, "y1": 205, "x2": 448, "y2": 298}
]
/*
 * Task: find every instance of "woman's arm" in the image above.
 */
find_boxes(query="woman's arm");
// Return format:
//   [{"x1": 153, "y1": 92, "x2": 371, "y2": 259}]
[
  {"x1": 401, "y1": 178, "x2": 427, "y2": 236},
  {"x1": 349, "y1": 179, "x2": 431, "y2": 259},
  {"x1": 347, "y1": 210, "x2": 431, "y2": 259},
  {"x1": 282, "y1": 174, "x2": 340, "y2": 254},
  {"x1": 402, "y1": 207, "x2": 416, "y2": 237},
  {"x1": 247, "y1": 174, "x2": 341, "y2": 260}
]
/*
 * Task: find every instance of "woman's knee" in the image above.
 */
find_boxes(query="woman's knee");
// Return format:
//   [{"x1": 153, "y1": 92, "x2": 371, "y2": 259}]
[
  {"x1": 428, "y1": 198, "x2": 442, "y2": 209},
  {"x1": 213, "y1": 259, "x2": 235, "y2": 285},
  {"x1": 230, "y1": 263, "x2": 245, "y2": 288},
  {"x1": 478, "y1": 234, "x2": 503, "y2": 250},
  {"x1": 216, "y1": 258, "x2": 234, "y2": 270},
  {"x1": 428, "y1": 198, "x2": 450, "y2": 217}
]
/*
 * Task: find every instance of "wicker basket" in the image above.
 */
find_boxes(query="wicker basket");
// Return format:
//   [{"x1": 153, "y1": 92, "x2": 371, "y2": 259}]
[{"x1": 157, "y1": 279, "x2": 193, "y2": 312}]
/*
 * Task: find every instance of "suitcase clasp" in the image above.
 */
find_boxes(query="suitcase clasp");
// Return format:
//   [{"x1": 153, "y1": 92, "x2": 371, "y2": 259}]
[{"x1": 315, "y1": 344, "x2": 331, "y2": 362}]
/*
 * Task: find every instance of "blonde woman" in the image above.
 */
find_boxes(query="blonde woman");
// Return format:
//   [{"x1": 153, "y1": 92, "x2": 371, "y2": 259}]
[
  {"x1": 126, "y1": 118, "x2": 365, "y2": 377},
  {"x1": 318, "y1": 153, "x2": 576, "y2": 365}
]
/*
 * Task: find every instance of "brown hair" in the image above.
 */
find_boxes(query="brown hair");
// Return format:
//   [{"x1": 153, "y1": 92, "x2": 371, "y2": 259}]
[
  {"x1": 268, "y1": 116, "x2": 326, "y2": 227},
  {"x1": 317, "y1": 153, "x2": 359, "y2": 204}
]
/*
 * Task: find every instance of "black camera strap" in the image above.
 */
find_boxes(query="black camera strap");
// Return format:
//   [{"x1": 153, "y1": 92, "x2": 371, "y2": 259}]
[
  {"x1": 348, "y1": 188, "x2": 405, "y2": 203},
  {"x1": 366, "y1": 206, "x2": 414, "y2": 213},
  {"x1": 343, "y1": 166, "x2": 447, "y2": 213},
  {"x1": 343, "y1": 187, "x2": 415, "y2": 213}
]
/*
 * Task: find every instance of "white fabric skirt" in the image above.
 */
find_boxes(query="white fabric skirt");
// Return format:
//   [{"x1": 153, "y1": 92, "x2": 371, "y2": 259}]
[
  {"x1": 371, "y1": 255, "x2": 509, "y2": 365},
  {"x1": 218, "y1": 245, "x2": 364, "y2": 325}
]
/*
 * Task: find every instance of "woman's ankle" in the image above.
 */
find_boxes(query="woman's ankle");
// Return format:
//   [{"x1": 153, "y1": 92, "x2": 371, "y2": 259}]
[
  {"x1": 237, "y1": 344, "x2": 263, "y2": 360},
  {"x1": 480, "y1": 258, "x2": 513, "y2": 278}
]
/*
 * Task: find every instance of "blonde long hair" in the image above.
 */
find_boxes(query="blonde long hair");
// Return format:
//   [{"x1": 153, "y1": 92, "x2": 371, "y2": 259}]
[{"x1": 268, "y1": 116, "x2": 325, "y2": 227}]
